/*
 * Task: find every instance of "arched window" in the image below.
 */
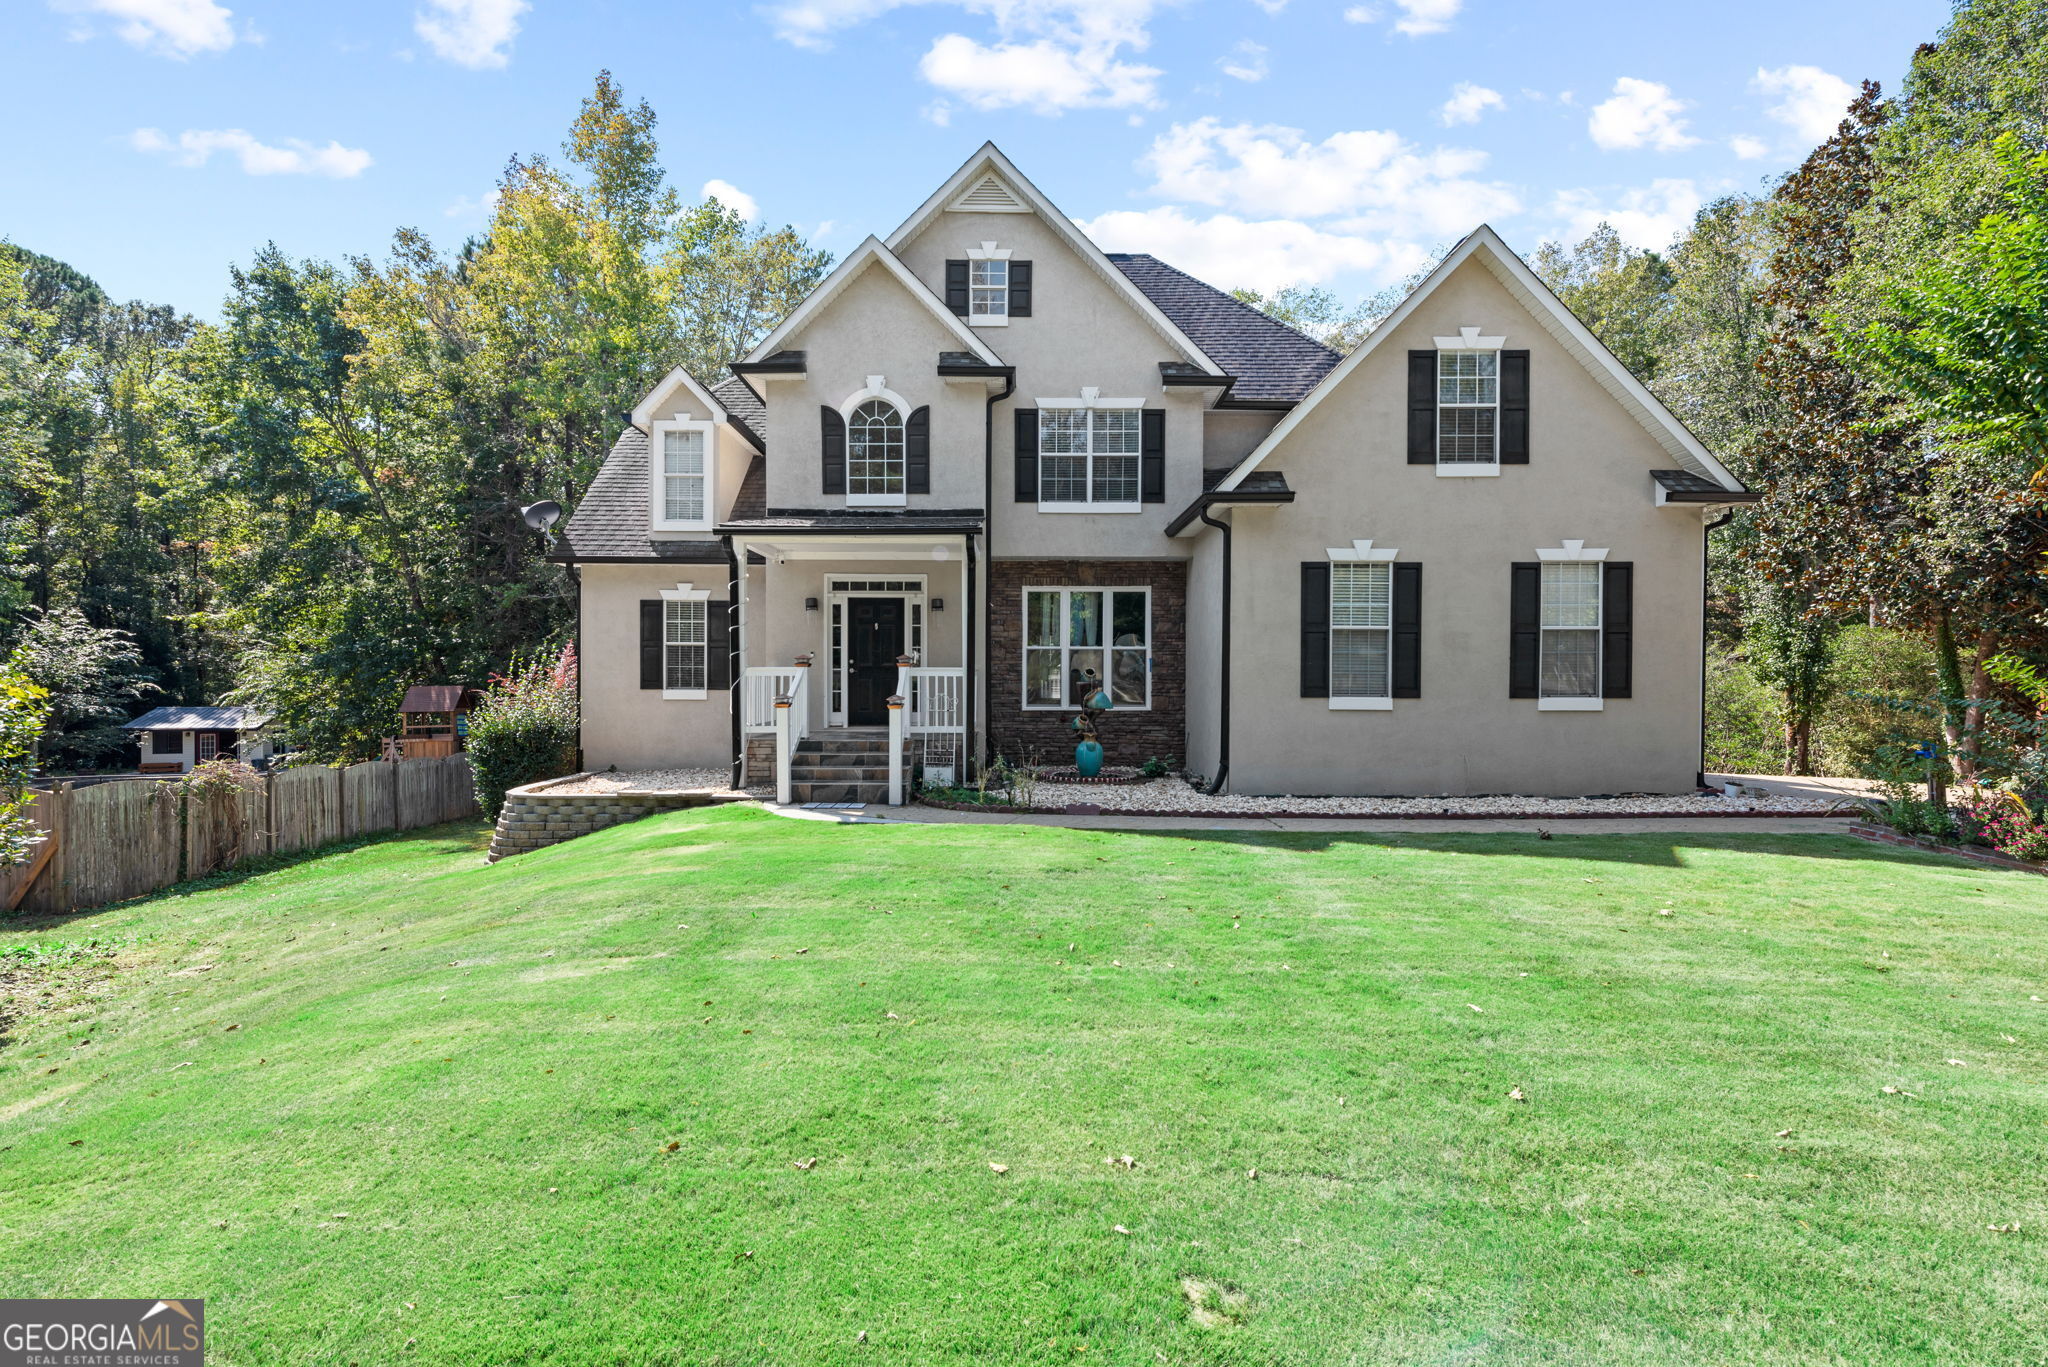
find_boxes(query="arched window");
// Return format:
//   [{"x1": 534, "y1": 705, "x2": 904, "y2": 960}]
[{"x1": 848, "y1": 399, "x2": 905, "y2": 496}]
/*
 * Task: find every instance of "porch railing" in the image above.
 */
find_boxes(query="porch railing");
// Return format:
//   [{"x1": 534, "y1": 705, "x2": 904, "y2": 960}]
[
  {"x1": 743, "y1": 667, "x2": 803, "y2": 734},
  {"x1": 773, "y1": 669, "x2": 810, "y2": 805},
  {"x1": 889, "y1": 665, "x2": 966, "y2": 802}
]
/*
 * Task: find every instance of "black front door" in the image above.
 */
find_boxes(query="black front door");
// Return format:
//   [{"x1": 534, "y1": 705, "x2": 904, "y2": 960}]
[{"x1": 847, "y1": 597, "x2": 906, "y2": 726}]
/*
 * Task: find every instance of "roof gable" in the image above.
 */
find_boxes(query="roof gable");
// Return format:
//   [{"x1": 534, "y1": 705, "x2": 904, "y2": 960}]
[
  {"x1": 632, "y1": 365, "x2": 735, "y2": 431},
  {"x1": 740, "y1": 235, "x2": 1003, "y2": 367},
  {"x1": 1108, "y1": 254, "x2": 1340, "y2": 404},
  {"x1": 1214, "y1": 225, "x2": 1745, "y2": 493},
  {"x1": 886, "y1": 143, "x2": 1221, "y2": 375}
]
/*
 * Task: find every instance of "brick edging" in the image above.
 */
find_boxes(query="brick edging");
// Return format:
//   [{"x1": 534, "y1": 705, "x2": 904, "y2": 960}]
[
  {"x1": 1846, "y1": 822, "x2": 2047, "y2": 874},
  {"x1": 486, "y1": 773, "x2": 748, "y2": 861},
  {"x1": 915, "y1": 796, "x2": 1856, "y2": 821}
]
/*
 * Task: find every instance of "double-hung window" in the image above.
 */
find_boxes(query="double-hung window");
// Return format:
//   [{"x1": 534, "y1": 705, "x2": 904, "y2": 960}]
[
  {"x1": 1023, "y1": 587, "x2": 1150, "y2": 709},
  {"x1": 664, "y1": 599, "x2": 708, "y2": 695},
  {"x1": 1539, "y1": 563, "x2": 1601, "y2": 700},
  {"x1": 1437, "y1": 350, "x2": 1498, "y2": 467},
  {"x1": 651, "y1": 418, "x2": 715, "y2": 530},
  {"x1": 1330, "y1": 564, "x2": 1392, "y2": 705},
  {"x1": 1039, "y1": 405, "x2": 1141, "y2": 510},
  {"x1": 970, "y1": 259, "x2": 1008, "y2": 319}
]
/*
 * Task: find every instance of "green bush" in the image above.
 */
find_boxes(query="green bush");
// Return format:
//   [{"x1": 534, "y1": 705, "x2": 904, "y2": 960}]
[
  {"x1": 0, "y1": 665, "x2": 50, "y2": 867},
  {"x1": 1704, "y1": 650, "x2": 1781, "y2": 775},
  {"x1": 1814, "y1": 627, "x2": 1939, "y2": 777},
  {"x1": 466, "y1": 645, "x2": 579, "y2": 819}
]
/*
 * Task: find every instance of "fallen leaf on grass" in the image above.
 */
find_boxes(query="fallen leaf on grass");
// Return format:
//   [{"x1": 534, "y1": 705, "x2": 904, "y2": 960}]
[
  {"x1": 1881, "y1": 1086, "x2": 1919, "y2": 1098},
  {"x1": 665, "y1": 1141, "x2": 681, "y2": 1152},
  {"x1": 224, "y1": 1024, "x2": 239, "y2": 1031},
  {"x1": 885, "y1": 1012, "x2": 900, "y2": 1020},
  {"x1": 1247, "y1": 1168, "x2": 1258, "y2": 1180},
  {"x1": 1945, "y1": 1059, "x2": 1967, "y2": 1067},
  {"x1": 1467, "y1": 1004, "x2": 1484, "y2": 1013},
  {"x1": 1776, "y1": 1129, "x2": 1794, "y2": 1139},
  {"x1": 793, "y1": 1158, "x2": 816, "y2": 1171},
  {"x1": 989, "y1": 1163, "x2": 1008, "y2": 1174},
  {"x1": 1112, "y1": 1225, "x2": 1131, "y2": 1235},
  {"x1": 1507, "y1": 1087, "x2": 1526, "y2": 1103},
  {"x1": 1989, "y1": 1223, "x2": 2020, "y2": 1234},
  {"x1": 1102, "y1": 1155, "x2": 1135, "y2": 1169},
  {"x1": 857, "y1": 1330, "x2": 868, "y2": 1343}
]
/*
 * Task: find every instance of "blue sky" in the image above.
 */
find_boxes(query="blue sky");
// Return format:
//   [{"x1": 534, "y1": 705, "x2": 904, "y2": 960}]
[{"x1": 2, "y1": 0, "x2": 1953, "y2": 319}]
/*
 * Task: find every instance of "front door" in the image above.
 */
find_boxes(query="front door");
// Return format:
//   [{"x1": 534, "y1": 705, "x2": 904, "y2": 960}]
[{"x1": 846, "y1": 597, "x2": 906, "y2": 726}]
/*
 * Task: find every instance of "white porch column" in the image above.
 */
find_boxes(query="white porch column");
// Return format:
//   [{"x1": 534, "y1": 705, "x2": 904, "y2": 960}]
[
  {"x1": 886, "y1": 694, "x2": 906, "y2": 806},
  {"x1": 774, "y1": 695, "x2": 794, "y2": 805}
]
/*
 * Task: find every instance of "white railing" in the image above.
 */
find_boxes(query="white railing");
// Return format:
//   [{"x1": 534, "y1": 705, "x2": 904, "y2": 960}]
[
  {"x1": 743, "y1": 667, "x2": 803, "y2": 734},
  {"x1": 774, "y1": 669, "x2": 810, "y2": 806},
  {"x1": 891, "y1": 666, "x2": 966, "y2": 800}
]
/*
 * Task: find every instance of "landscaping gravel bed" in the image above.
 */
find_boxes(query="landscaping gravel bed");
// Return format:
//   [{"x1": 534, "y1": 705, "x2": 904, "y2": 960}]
[
  {"x1": 952, "y1": 777, "x2": 1856, "y2": 817},
  {"x1": 542, "y1": 768, "x2": 736, "y2": 794}
]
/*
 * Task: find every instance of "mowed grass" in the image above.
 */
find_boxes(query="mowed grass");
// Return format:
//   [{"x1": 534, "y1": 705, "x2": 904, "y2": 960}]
[{"x1": 2, "y1": 808, "x2": 2045, "y2": 1365}]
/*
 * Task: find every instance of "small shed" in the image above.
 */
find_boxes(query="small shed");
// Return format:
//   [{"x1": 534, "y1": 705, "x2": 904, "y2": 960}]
[
  {"x1": 399, "y1": 686, "x2": 482, "y2": 759},
  {"x1": 124, "y1": 705, "x2": 274, "y2": 775}
]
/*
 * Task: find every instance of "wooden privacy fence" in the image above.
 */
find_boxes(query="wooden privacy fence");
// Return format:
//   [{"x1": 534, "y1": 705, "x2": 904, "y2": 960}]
[{"x1": 8, "y1": 756, "x2": 476, "y2": 917}]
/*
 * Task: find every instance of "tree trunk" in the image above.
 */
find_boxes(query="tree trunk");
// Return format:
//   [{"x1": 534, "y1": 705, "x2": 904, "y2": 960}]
[{"x1": 1933, "y1": 609, "x2": 1970, "y2": 782}]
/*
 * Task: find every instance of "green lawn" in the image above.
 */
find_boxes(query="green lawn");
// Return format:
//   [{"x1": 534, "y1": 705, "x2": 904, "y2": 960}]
[{"x1": 3, "y1": 808, "x2": 2044, "y2": 1365}]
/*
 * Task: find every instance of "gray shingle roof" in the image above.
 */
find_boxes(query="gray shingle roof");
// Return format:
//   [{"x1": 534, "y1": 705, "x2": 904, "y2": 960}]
[
  {"x1": 125, "y1": 705, "x2": 270, "y2": 731},
  {"x1": 720, "y1": 510, "x2": 983, "y2": 533},
  {"x1": 1107, "y1": 254, "x2": 1342, "y2": 404},
  {"x1": 1652, "y1": 468, "x2": 1756, "y2": 501},
  {"x1": 712, "y1": 376, "x2": 766, "y2": 451},
  {"x1": 555, "y1": 426, "x2": 727, "y2": 563}
]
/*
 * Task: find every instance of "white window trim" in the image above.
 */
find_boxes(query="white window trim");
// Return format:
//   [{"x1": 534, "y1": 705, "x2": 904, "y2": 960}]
[
  {"x1": 1433, "y1": 326, "x2": 1506, "y2": 477},
  {"x1": 966, "y1": 243, "x2": 1012, "y2": 326},
  {"x1": 660, "y1": 583, "x2": 713, "y2": 700},
  {"x1": 1327, "y1": 543, "x2": 1399, "y2": 711},
  {"x1": 1533, "y1": 544, "x2": 1607, "y2": 710},
  {"x1": 1035, "y1": 391, "x2": 1145, "y2": 514},
  {"x1": 822, "y1": 577, "x2": 927, "y2": 726},
  {"x1": 649, "y1": 414, "x2": 716, "y2": 531},
  {"x1": 839, "y1": 376, "x2": 911, "y2": 506},
  {"x1": 1021, "y1": 586, "x2": 1153, "y2": 712}
]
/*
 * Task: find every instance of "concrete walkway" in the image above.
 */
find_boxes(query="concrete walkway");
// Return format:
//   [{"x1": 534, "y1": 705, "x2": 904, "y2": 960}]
[{"x1": 1707, "y1": 772, "x2": 1882, "y2": 806}]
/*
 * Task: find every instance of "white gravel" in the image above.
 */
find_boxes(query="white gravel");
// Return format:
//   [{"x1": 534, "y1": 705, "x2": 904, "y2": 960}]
[
  {"x1": 966, "y1": 777, "x2": 1855, "y2": 816},
  {"x1": 543, "y1": 768, "x2": 736, "y2": 794}
]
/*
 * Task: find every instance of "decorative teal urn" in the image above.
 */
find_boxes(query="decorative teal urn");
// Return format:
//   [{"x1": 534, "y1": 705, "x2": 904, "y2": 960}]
[{"x1": 1074, "y1": 740, "x2": 1105, "y2": 777}]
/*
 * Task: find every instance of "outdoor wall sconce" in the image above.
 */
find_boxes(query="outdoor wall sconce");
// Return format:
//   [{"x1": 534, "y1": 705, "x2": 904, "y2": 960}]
[
  {"x1": 804, "y1": 597, "x2": 820, "y2": 612},
  {"x1": 931, "y1": 597, "x2": 945, "y2": 612}
]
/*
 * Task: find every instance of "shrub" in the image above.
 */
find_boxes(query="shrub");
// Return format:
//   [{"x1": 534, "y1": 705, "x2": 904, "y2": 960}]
[
  {"x1": 1968, "y1": 795, "x2": 2048, "y2": 862},
  {"x1": 1704, "y1": 649, "x2": 1781, "y2": 774},
  {"x1": 466, "y1": 644, "x2": 579, "y2": 819},
  {"x1": 0, "y1": 665, "x2": 50, "y2": 867},
  {"x1": 1140, "y1": 754, "x2": 1179, "y2": 779},
  {"x1": 1813, "y1": 627, "x2": 1939, "y2": 777}
]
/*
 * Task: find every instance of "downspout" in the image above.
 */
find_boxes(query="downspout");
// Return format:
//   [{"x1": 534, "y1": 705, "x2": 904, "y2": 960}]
[
  {"x1": 724, "y1": 534, "x2": 742, "y2": 791},
  {"x1": 1698, "y1": 508, "x2": 1735, "y2": 788},
  {"x1": 1198, "y1": 505, "x2": 1232, "y2": 796},
  {"x1": 975, "y1": 372, "x2": 1016, "y2": 780}
]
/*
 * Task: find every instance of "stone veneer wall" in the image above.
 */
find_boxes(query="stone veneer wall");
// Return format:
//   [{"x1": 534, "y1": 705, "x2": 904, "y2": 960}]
[
  {"x1": 985, "y1": 559, "x2": 1188, "y2": 767},
  {"x1": 486, "y1": 774, "x2": 743, "y2": 862}
]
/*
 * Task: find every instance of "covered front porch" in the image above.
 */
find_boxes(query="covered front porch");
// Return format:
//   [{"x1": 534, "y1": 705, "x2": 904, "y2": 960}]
[{"x1": 726, "y1": 525, "x2": 978, "y2": 803}]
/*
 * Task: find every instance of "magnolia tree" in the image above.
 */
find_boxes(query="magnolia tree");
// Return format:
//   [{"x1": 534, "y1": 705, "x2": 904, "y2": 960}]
[{"x1": 465, "y1": 643, "x2": 579, "y2": 819}]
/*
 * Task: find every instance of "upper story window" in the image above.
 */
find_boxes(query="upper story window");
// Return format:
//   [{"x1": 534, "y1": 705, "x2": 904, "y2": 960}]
[
  {"x1": 1039, "y1": 399, "x2": 1141, "y2": 511},
  {"x1": 1540, "y1": 562, "x2": 1601, "y2": 699},
  {"x1": 650, "y1": 417, "x2": 715, "y2": 531},
  {"x1": 970, "y1": 259, "x2": 1008, "y2": 319},
  {"x1": 848, "y1": 399, "x2": 905, "y2": 499},
  {"x1": 1437, "y1": 350, "x2": 1498, "y2": 465}
]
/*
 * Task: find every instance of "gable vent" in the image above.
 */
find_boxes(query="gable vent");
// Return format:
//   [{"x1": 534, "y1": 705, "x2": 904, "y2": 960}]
[{"x1": 947, "y1": 173, "x2": 1028, "y2": 213}]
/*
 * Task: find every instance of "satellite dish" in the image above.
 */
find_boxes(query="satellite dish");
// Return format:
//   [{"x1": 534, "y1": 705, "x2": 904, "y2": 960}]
[{"x1": 521, "y1": 501, "x2": 562, "y2": 532}]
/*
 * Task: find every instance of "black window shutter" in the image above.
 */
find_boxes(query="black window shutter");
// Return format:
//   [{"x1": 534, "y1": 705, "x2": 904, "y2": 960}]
[
  {"x1": 1509, "y1": 563, "x2": 1540, "y2": 698},
  {"x1": 1008, "y1": 261, "x2": 1032, "y2": 317},
  {"x1": 1013, "y1": 408, "x2": 1038, "y2": 501},
  {"x1": 944, "y1": 260, "x2": 969, "y2": 315},
  {"x1": 1408, "y1": 350, "x2": 1437, "y2": 464},
  {"x1": 639, "y1": 600, "x2": 664, "y2": 690},
  {"x1": 1140, "y1": 408, "x2": 1165, "y2": 503},
  {"x1": 1602, "y1": 562, "x2": 1633, "y2": 698},
  {"x1": 1300, "y1": 562, "x2": 1330, "y2": 698},
  {"x1": 1392, "y1": 563, "x2": 1422, "y2": 698},
  {"x1": 1500, "y1": 349, "x2": 1530, "y2": 464},
  {"x1": 906, "y1": 405, "x2": 931, "y2": 494},
  {"x1": 820, "y1": 406, "x2": 846, "y2": 495},
  {"x1": 706, "y1": 600, "x2": 732, "y2": 691}
]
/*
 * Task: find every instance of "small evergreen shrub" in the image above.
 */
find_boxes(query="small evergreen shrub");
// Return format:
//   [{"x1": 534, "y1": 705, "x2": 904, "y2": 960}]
[{"x1": 467, "y1": 645, "x2": 579, "y2": 819}]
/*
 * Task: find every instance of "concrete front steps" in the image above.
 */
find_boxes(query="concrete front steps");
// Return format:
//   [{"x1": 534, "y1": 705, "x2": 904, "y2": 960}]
[{"x1": 789, "y1": 728, "x2": 894, "y2": 804}]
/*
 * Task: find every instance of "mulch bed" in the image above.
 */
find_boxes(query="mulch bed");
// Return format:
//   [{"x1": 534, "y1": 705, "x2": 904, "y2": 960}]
[{"x1": 1847, "y1": 822, "x2": 2047, "y2": 874}]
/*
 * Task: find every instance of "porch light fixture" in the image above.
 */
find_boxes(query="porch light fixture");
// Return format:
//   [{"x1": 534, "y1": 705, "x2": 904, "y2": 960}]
[
  {"x1": 805, "y1": 597, "x2": 820, "y2": 613},
  {"x1": 931, "y1": 597, "x2": 945, "y2": 612}
]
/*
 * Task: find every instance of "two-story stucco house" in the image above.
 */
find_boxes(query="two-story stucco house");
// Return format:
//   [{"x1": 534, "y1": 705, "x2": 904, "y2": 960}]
[{"x1": 552, "y1": 143, "x2": 1757, "y2": 801}]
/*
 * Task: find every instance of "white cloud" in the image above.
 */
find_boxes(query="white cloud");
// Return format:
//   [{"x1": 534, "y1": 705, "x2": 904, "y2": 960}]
[
  {"x1": 1729, "y1": 134, "x2": 1770, "y2": 161},
  {"x1": 1137, "y1": 118, "x2": 1520, "y2": 238},
  {"x1": 131, "y1": 127, "x2": 373, "y2": 178},
  {"x1": 54, "y1": 0, "x2": 234, "y2": 57},
  {"x1": 1081, "y1": 206, "x2": 1425, "y2": 293},
  {"x1": 444, "y1": 187, "x2": 502, "y2": 218},
  {"x1": 1248, "y1": 0, "x2": 1287, "y2": 11},
  {"x1": 1219, "y1": 39, "x2": 1267, "y2": 83},
  {"x1": 414, "y1": 0, "x2": 528, "y2": 69},
  {"x1": 1438, "y1": 82, "x2": 1503, "y2": 127},
  {"x1": 1343, "y1": 0, "x2": 1461, "y2": 36},
  {"x1": 920, "y1": 32, "x2": 1160, "y2": 113},
  {"x1": 1550, "y1": 179, "x2": 1702, "y2": 250},
  {"x1": 1753, "y1": 64, "x2": 1858, "y2": 142},
  {"x1": 702, "y1": 179, "x2": 760, "y2": 222},
  {"x1": 1587, "y1": 77, "x2": 1698, "y2": 152}
]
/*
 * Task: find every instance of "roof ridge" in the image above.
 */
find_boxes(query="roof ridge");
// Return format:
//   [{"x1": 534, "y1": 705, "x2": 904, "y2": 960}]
[{"x1": 1108, "y1": 253, "x2": 1341, "y2": 361}]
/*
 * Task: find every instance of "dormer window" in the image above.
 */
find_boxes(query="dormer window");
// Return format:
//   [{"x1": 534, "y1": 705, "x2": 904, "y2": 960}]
[
  {"x1": 947, "y1": 243, "x2": 1030, "y2": 324},
  {"x1": 1437, "y1": 350, "x2": 1497, "y2": 465},
  {"x1": 970, "y1": 259, "x2": 1008, "y2": 319},
  {"x1": 650, "y1": 416, "x2": 716, "y2": 531}
]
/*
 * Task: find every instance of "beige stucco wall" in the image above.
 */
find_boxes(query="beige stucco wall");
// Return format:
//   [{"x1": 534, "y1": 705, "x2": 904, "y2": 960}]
[
  {"x1": 1221, "y1": 256, "x2": 1709, "y2": 796},
  {"x1": 579, "y1": 563, "x2": 734, "y2": 773},
  {"x1": 1183, "y1": 531, "x2": 1224, "y2": 781},
  {"x1": 1201, "y1": 408, "x2": 1283, "y2": 473}
]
